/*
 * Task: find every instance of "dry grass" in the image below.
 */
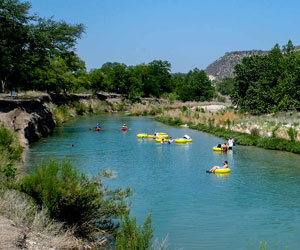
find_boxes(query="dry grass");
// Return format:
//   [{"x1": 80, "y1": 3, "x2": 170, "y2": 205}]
[
  {"x1": 0, "y1": 187, "x2": 98, "y2": 249},
  {"x1": 158, "y1": 106, "x2": 300, "y2": 141},
  {"x1": 129, "y1": 103, "x2": 162, "y2": 116}
]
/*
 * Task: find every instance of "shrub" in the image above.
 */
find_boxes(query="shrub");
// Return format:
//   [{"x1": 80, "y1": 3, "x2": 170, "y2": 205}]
[
  {"x1": 116, "y1": 213, "x2": 153, "y2": 250},
  {"x1": 226, "y1": 119, "x2": 231, "y2": 129},
  {"x1": 75, "y1": 102, "x2": 87, "y2": 115},
  {"x1": 1, "y1": 163, "x2": 17, "y2": 181},
  {"x1": 0, "y1": 124, "x2": 13, "y2": 147},
  {"x1": 54, "y1": 105, "x2": 70, "y2": 124},
  {"x1": 250, "y1": 127, "x2": 260, "y2": 137},
  {"x1": 287, "y1": 127, "x2": 297, "y2": 142},
  {"x1": 20, "y1": 160, "x2": 132, "y2": 238},
  {"x1": 0, "y1": 124, "x2": 23, "y2": 161},
  {"x1": 216, "y1": 94, "x2": 226, "y2": 103},
  {"x1": 272, "y1": 125, "x2": 280, "y2": 138}
]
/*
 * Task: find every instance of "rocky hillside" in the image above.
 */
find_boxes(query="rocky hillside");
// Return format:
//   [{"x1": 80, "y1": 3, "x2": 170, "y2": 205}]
[
  {"x1": 205, "y1": 46, "x2": 300, "y2": 79},
  {"x1": 205, "y1": 50, "x2": 268, "y2": 79}
]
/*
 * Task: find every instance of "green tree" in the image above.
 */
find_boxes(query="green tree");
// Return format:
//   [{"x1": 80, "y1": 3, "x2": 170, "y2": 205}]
[
  {"x1": 231, "y1": 41, "x2": 300, "y2": 113},
  {"x1": 144, "y1": 60, "x2": 172, "y2": 97},
  {"x1": 177, "y1": 68, "x2": 214, "y2": 102},
  {"x1": 89, "y1": 68, "x2": 108, "y2": 93},
  {"x1": 0, "y1": 0, "x2": 85, "y2": 92},
  {"x1": 34, "y1": 53, "x2": 88, "y2": 94},
  {"x1": 216, "y1": 77, "x2": 234, "y2": 95}
]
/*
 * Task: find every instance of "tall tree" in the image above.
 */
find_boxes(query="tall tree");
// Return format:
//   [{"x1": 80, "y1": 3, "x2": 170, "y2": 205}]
[
  {"x1": 0, "y1": 0, "x2": 85, "y2": 92},
  {"x1": 177, "y1": 68, "x2": 214, "y2": 102}
]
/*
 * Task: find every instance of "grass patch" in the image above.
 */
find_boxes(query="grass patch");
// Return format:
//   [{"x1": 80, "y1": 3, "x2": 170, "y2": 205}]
[{"x1": 0, "y1": 124, "x2": 23, "y2": 170}]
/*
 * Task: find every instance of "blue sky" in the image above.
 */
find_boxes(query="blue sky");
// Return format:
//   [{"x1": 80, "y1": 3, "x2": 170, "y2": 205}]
[{"x1": 29, "y1": 0, "x2": 300, "y2": 72}]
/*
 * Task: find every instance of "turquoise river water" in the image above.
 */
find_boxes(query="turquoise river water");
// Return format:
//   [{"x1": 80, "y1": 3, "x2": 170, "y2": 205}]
[{"x1": 25, "y1": 115, "x2": 300, "y2": 250}]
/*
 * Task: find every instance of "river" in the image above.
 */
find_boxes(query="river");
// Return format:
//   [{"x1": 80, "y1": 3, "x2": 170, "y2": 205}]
[{"x1": 25, "y1": 115, "x2": 300, "y2": 250}]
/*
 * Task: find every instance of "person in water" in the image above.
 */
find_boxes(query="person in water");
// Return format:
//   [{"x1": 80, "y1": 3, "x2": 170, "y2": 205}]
[
  {"x1": 183, "y1": 134, "x2": 191, "y2": 139},
  {"x1": 161, "y1": 138, "x2": 166, "y2": 144},
  {"x1": 122, "y1": 123, "x2": 127, "y2": 128},
  {"x1": 222, "y1": 142, "x2": 228, "y2": 152},
  {"x1": 228, "y1": 137, "x2": 234, "y2": 149},
  {"x1": 96, "y1": 123, "x2": 101, "y2": 128},
  {"x1": 208, "y1": 161, "x2": 228, "y2": 173},
  {"x1": 168, "y1": 137, "x2": 174, "y2": 144}
]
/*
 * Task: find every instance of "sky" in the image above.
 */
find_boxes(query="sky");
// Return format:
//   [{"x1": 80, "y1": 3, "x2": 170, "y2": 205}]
[{"x1": 29, "y1": 0, "x2": 300, "y2": 73}]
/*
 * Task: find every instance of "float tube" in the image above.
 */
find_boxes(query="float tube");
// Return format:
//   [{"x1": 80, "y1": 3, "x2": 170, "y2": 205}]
[
  {"x1": 213, "y1": 146, "x2": 229, "y2": 151},
  {"x1": 155, "y1": 138, "x2": 167, "y2": 143},
  {"x1": 95, "y1": 127, "x2": 101, "y2": 131},
  {"x1": 158, "y1": 135, "x2": 169, "y2": 139},
  {"x1": 175, "y1": 138, "x2": 187, "y2": 143},
  {"x1": 214, "y1": 168, "x2": 231, "y2": 173},
  {"x1": 121, "y1": 127, "x2": 127, "y2": 131},
  {"x1": 137, "y1": 133, "x2": 148, "y2": 138}
]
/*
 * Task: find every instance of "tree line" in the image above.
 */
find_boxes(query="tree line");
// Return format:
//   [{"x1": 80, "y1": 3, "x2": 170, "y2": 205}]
[
  {"x1": 0, "y1": 0, "x2": 214, "y2": 102},
  {"x1": 2, "y1": 0, "x2": 300, "y2": 111},
  {"x1": 230, "y1": 40, "x2": 300, "y2": 114}
]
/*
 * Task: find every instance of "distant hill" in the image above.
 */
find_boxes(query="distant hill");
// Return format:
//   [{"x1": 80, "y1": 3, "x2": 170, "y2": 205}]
[{"x1": 205, "y1": 46, "x2": 300, "y2": 80}]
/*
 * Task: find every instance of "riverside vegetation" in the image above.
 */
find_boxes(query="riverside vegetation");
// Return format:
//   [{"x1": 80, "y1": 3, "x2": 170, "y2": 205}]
[{"x1": 0, "y1": 125, "x2": 166, "y2": 249}]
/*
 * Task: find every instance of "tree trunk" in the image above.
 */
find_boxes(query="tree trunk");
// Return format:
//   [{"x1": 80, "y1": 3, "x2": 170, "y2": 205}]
[{"x1": 0, "y1": 80, "x2": 5, "y2": 93}]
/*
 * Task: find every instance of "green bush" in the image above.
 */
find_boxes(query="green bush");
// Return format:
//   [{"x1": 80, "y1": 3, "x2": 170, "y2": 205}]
[
  {"x1": 1, "y1": 163, "x2": 17, "y2": 181},
  {"x1": 0, "y1": 124, "x2": 23, "y2": 160},
  {"x1": 0, "y1": 124, "x2": 13, "y2": 147},
  {"x1": 20, "y1": 160, "x2": 132, "y2": 238},
  {"x1": 287, "y1": 127, "x2": 297, "y2": 142},
  {"x1": 181, "y1": 105, "x2": 187, "y2": 112},
  {"x1": 272, "y1": 125, "x2": 280, "y2": 137},
  {"x1": 75, "y1": 102, "x2": 87, "y2": 115},
  {"x1": 216, "y1": 94, "x2": 226, "y2": 103},
  {"x1": 116, "y1": 213, "x2": 153, "y2": 250},
  {"x1": 250, "y1": 128, "x2": 260, "y2": 137}
]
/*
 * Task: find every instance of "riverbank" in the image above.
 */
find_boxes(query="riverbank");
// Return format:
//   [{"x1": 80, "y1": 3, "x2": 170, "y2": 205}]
[
  {"x1": 156, "y1": 114, "x2": 300, "y2": 154},
  {"x1": 1, "y1": 92, "x2": 299, "y2": 155}
]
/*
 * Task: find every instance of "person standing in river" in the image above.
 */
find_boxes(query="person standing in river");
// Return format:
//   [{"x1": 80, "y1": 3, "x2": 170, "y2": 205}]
[{"x1": 228, "y1": 137, "x2": 234, "y2": 149}]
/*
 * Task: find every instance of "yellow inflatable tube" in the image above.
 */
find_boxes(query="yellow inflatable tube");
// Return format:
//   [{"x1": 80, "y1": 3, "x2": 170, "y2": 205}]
[
  {"x1": 155, "y1": 138, "x2": 167, "y2": 143},
  {"x1": 175, "y1": 138, "x2": 187, "y2": 143},
  {"x1": 137, "y1": 133, "x2": 148, "y2": 138},
  {"x1": 147, "y1": 135, "x2": 154, "y2": 138},
  {"x1": 158, "y1": 135, "x2": 169, "y2": 139},
  {"x1": 213, "y1": 146, "x2": 229, "y2": 151},
  {"x1": 214, "y1": 168, "x2": 231, "y2": 173},
  {"x1": 185, "y1": 139, "x2": 193, "y2": 142}
]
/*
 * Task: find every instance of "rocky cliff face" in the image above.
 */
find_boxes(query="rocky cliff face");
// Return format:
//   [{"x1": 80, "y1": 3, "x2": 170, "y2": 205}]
[
  {"x1": 205, "y1": 50, "x2": 268, "y2": 79},
  {"x1": 0, "y1": 97, "x2": 55, "y2": 146},
  {"x1": 205, "y1": 46, "x2": 300, "y2": 79}
]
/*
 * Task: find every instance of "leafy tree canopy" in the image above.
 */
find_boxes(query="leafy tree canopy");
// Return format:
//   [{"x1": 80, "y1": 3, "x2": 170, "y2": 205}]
[
  {"x1": 0, "y1": 0, "x2": 85, "y2": 92},
  {"x1": 231, "y1": 40, "x2": 300, "y2": 114}
]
